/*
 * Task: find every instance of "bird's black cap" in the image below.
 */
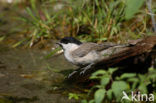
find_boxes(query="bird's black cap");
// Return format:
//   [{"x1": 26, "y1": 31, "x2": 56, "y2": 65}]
[{"x1": 60, "y1": 37, "x2": 82, "y2": 45}]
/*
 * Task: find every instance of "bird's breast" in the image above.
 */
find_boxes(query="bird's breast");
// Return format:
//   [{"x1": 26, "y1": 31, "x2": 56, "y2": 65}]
[
  {"x1": 64, "y1": 50, "x2": 102, "y2": 66},
  {"x1": 64, "y1": 51, "x2": 76, "y2": 64}
]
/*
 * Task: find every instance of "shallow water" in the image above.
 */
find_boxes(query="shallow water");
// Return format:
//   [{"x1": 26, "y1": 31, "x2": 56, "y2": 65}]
[{"x1": 0, "y1": 44, "x2": 79, "y2": 103}]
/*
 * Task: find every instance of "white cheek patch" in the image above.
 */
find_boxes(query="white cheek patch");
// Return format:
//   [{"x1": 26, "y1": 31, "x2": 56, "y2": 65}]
[
  {"x1": 62, "y1": 43, "x2": 80, "y2": 65},
  {"x1": 62, "y1": 43, "x2": 79, "y2": 51}
]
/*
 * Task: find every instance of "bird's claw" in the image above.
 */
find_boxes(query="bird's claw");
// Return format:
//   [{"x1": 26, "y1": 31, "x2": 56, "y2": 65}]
[
  {"x1": 67, "y1": 71, "x2": 77, "y2": 78},
  {"x1": 80, "y1": 63, "x2": 93, "y2": 75},
  {"x1": 80, "y1": 69, "x2": 86, "y2": 75},
  {"x1": 68, "y1": 63, "x2": 95, "y2": 77}
]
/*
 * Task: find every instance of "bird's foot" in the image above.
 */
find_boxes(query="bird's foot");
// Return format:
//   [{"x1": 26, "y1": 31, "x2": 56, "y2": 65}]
[
  {"x1": 80, "y1": 63, "x2": 94, "y2": 75},
  {"x1": 67, "y1": 71, "x2": 78, "y2": 78}
]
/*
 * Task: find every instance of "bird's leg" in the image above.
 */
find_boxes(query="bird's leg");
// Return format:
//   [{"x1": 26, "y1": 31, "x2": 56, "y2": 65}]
[
  {"x1": 80, "y1": 63, "x2": 95, "y2": 75},
  {"x1": 67, "y1": 71, "x2": 78, "y2": 78},
  {"x1": 67, "y1": 67, "x2": 82, "y2": 78}
]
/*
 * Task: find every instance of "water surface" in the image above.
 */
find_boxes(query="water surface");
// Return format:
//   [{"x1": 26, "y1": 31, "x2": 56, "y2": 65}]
[{"x1": 0, "y1": 44, "x2": 79, "y2": 103}]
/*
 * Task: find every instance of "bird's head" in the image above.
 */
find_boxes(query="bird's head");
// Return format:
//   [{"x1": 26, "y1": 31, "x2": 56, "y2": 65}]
[{"x1": 57, "y1": 37, "x2": 82, "y2": 51}]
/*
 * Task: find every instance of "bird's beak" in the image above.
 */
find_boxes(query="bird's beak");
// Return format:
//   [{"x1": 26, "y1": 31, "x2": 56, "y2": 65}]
[{"x1": 56, "y1": 42, "x2": 61, "y2": 46}]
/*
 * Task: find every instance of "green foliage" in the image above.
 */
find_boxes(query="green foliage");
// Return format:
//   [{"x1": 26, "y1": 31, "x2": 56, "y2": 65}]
[
  {"x1": 16, "y1": 1, "x2": 58, "y2": 47},
  {"x1": 80, "y1": 67, "x2": 156, "y2": 103},
  {"x1": 94, "y1": 89, "x2": 106, "y2": 103},
  {"x1": 125, "y1": 0, "x2": 145, "y2": 20},
  {"x1": 73, "y1": 0, "x2": 126, "y2": 41},
  {"x1": 112, "y1": 81, "x2": 129, "y2": 101},
  {"x1": 88, "y1": 68, "x2": 117, "y2": 103},
  {"x1": 119, "y1": 73, "x2": 136, "y2": 79},
  {"x1": 68, "y1": 93, "x2": 80, "y2": 100},
  {"x1": 12, "y1": 0, "x2": 153, "y2": 47}
]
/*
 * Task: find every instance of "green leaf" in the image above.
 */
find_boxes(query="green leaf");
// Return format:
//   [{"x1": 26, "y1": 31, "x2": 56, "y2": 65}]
[
  {"x1": 101, "y1": 77, "x2": 110, "y2": 86},
  {"x1": 112, "y1": 81, "x2": 129, "y2": 99},
  {"x1": 107, "y1": 89, "x2": 113, "y2": 100},
  {"x1": 94, "y1": 85, "x2": 103, "y2": 89},
  {"x1": 95, "y1": 37, "x2": 107, "y2": 41},
  {"x1": 127, "y1": 77, "x2": 139, "y2": 89},
  {"x1": 68, "y1": 93, "x2": 79, "y2": 100},
  {"x1": 94, "y1": 89, "x2": 106, "y2": 103},
  {"x1": 12, "y1": 39, "x2": 27, "y2": 48},
  {"x1": 138, "y1": 83, "x2": 147, "y2": 93},
  {"x1": 90, "y1": 70, "x2": 107, "y2": 79},
  {"x1": 125, "y1": 0, "x2": 145, "y2": 20},
  {"x1": 138, "y1": 74, "x2": 147, "y2": 83},
  {"x1": 120, "y1": 73, "x2": 136, "y2": 79},
  {"x1": 132, "y1": 81, "x2": 138, "y2": 90},
  {"x1": 108, "y1": 68, "x2": 117, "y2": 74},
  {"x1": 26, "y1": 7, "x2": 38, "y2": 22},
  {"x1": 127, "y1": 77, "x2": 138, "y2": 82},
  {"x1": 30, "y1": 0, "x2": 36, "y2": 11}
]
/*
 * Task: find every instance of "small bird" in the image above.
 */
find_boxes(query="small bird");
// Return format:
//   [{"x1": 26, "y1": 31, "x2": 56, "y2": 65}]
[{"x1": 57, "y1": 37, "x2": 125, "y2": 77}]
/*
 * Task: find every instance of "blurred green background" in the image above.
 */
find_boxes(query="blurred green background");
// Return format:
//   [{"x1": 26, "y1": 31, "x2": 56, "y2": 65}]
[{"x1": 0, "y1": 0, "x2": 156, "y2": 48}]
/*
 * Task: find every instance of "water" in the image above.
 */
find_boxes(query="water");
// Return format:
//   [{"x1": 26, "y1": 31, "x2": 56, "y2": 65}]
[{"x1": 0, "y1": 44, "x2": 79, "y2": 103}]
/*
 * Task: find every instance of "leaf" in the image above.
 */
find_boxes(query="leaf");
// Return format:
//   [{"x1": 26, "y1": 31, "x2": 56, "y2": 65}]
[
  {"x1": 112, "y1": 81, "x2": 129, "y2": 99},
  {"x1": 127, "y1": 77, "x2": 139, "y2": 89},
  {"x1": 95, "y1": 37, "x2": 107, "y2": 41},
  {"x1": 138, "y1": 83, "x2": 147, "y2": 93},
  {"x1": 120, "y1": 73, "x2": 136, "y2": 79},
  {"x1": 94, "y1": 89, "x2": 106, "y2": 103},
  {"x1": 138, "y1": 74, "x2": 147, "y2": 83},
  {"x1": 68, "y1": 93, "x2": 79, "y2": 100},
  {"x1": 107, "y1": 89, "x2": 113, "y2": 100},
  {"x1": 101, "y1": 77, "x2": 110, "y2": 86},
  {"x1": 90, "y1": 70, "x2": 107, "y2": 79},
  {"x1": 94, "y1": 85, "x2": 103, "y2": 89},
  {"x1": 127, "y1": 78, "x2": 138, "y2": 82},
  {"x1": 12, "y1": 39, "x2": 26, "y2": 48},
  {"x1": 30, "y1": 0, "x2": 37, "y2": 11},
  {"x1": 108, "y1": 68, "x2": 117, "y2": 74},
  {"x1": 26, "y1": 7, "x2": 38, "y2": 22},
  {"x1": 125, "y1": 0, "x2": 145, "y2": 20},
  {"x1": 132, "y1": 81, "x2": 138, "y2": 90}
]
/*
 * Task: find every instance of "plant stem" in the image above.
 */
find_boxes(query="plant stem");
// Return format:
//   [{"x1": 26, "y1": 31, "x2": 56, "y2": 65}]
[{"x1": 146, "y1": 0, "x2": 156, "y2": 33}]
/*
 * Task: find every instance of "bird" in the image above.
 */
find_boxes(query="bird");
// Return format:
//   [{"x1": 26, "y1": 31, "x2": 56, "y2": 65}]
[{"x1": 57, "y1": 37, "x2": 126, "y2": 77}]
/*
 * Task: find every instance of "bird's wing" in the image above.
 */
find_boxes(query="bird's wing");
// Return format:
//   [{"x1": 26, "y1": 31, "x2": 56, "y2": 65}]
[
  {"x1": 72, "y1": 42, "x2": 117, "y2": 57},
  {"x1": 71, "y1": 43, "x2": 97, "y2": 57},
  {"x1": 95, "y1": 42, "x2": 118, "y2": 51}
]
